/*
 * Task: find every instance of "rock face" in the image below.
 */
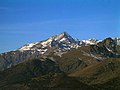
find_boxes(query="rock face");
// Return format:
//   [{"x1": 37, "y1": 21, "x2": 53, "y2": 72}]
[
  {"x1": 0, "y1": 32, "x2": 120, "y2": 71},
  {"x1": 0, "y1": 50, "x2": 43, "y2": 70},
  {"x1": 90, "y1": 37, "x2": 120, "y2": 58},
  {"x1": 114, "y1": 37, "x2": 120, "y2": 45}
]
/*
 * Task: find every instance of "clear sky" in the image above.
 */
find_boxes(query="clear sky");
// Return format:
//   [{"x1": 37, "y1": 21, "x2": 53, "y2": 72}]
[{"x1": 0, "y1": 0, "x2": 120, "y2": 53}]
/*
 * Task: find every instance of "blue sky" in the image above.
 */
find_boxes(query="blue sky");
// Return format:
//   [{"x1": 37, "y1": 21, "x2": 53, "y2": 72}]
[{"x1": 0, "y1": 0, "x2": 120, "y2": 53}]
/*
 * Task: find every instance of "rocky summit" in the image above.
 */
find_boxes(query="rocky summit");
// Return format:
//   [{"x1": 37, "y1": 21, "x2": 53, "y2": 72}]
[{"x1": 0, "y1": 32, "x2": 120, "y2": 90}]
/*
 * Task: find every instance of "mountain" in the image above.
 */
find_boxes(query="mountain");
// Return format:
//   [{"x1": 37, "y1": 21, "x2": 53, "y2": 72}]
[
  {"x1": 0, "y1": 32, "x2": 100, "y2": 71},
  {"x1": 90, "y1": 37, "x2": 120, "y2": 58},
  {"x1": 0, "y1": 32, "x2": 120, "y2": 72},
  {"x1": 0, "y1": 32, "x2": 120, "y2": 89},
  {"x1": 0, "y1": 32, "x2": 120, "y2": 71},
  {"x1": 19, "y1": 32, "x2": 79, "y2": 51},
  {"x1": 80, "y1": 38, "x2": 99, "y2": 45}
]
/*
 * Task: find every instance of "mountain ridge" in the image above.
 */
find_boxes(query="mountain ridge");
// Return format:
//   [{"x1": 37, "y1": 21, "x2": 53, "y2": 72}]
[
  {"x1": 0, "y1": 32, "x2": 120, "y2": 90},
  {"x1": 0, "y1": 32, "x2": 120, "y2": 71}
]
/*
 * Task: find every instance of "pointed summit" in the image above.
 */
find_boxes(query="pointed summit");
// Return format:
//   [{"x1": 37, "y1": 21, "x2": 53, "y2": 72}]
[
  {"x1": 61, "y1": 32, "x2": 70, "y2": 37},
  {"x1": 19, "y1": 32, "x2": 79, "y2": 52},
  {"x1": 55, "y1": 32, "x2": 71, "y2": 41},
  {"x1": 53, "y1": 32, "x2": 78, "y2": 44}
]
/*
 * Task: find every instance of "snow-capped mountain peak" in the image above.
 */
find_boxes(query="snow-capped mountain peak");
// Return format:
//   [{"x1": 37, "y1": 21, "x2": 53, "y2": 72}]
[
  {"x1": 52, "y1": 32, "x2": 73, "y2": 42},
  {"x1": 56, "y1": 32, "x2": 70, "y2": 39},
  {"x1": 18, "y1": 32, "x2": 81, "y2": 55},
  {"x1": 40, "y1": 32, "x2": 75, "y2": 47},
  {"x1": 18, "y1": 32, "x2": 100, "y2": 55},
  {"x1": 79, "y1": 38, "x2": 98, "y2": 45}
]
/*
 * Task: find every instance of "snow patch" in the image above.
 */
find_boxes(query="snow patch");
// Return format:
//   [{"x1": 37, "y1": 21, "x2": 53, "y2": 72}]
[{"x1": 19, "y1": 42, "x2": 38, "y2": 51}]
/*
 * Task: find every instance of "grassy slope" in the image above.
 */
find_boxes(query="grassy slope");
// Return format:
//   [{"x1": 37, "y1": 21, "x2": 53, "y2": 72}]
[
  {"x1": 0, "y1": 45, "x2": 120, "y2": 90},
  {"x1": 69, "y1": 58, "x2": 120, "y2": 90},
  {"x1": 55, "y1": 46, "x2": 99, "y2": 74},
  {"x1": 0, "y1": 58, "x2": 96, "y2": 90}
]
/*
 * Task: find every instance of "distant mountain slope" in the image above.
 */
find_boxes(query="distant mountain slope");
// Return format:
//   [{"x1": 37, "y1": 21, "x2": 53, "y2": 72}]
[
  {"x1": 0, "y1": 32, "x2": 99, "y2": 71},
  {"x1": 0, "y1": 32, "x2": 120, "y2": 71}
]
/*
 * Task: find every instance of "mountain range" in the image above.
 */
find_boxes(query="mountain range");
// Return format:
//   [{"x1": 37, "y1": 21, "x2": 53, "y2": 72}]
[{"x1": 0, "y1": 32, "x2": 120, "y2": 90}]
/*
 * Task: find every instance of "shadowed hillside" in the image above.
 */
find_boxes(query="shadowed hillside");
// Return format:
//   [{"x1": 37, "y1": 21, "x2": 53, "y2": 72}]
[
  {"x1": 0, "y1": 58, "x2": 96, "y2": 90},
  {"x1": 69, "y1": 58, "x2": 120, "y2": 90}
]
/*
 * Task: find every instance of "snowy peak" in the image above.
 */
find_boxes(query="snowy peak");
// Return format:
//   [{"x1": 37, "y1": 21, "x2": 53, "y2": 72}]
[
  {"x1": 80, "y1": 38, "x2": 98, "y2": 45},
  {"x1": 19, "y1": 32, "x2": 78, "y2": 52},
  {"x1": 41, "y1": 32, "x2": 77, "y2": 46},
  {"x1": 40, "y1": 32, "x2": 79, "y2": 49},
  {"x1": 57, "y1": 32, "x2": 70, "y2": 39},
  {"x1": 18, "y1": 32, "x2": 101, "y2": 54},
  {"x1": 54, "y1": 32, "x2": 77, "y2": 44},
  {"x1": 5, "y1": 32, "x2": 120, "y2": 54},
  {"x1": 19, "y1": 42, "x2": 39, "y2": 51}
]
